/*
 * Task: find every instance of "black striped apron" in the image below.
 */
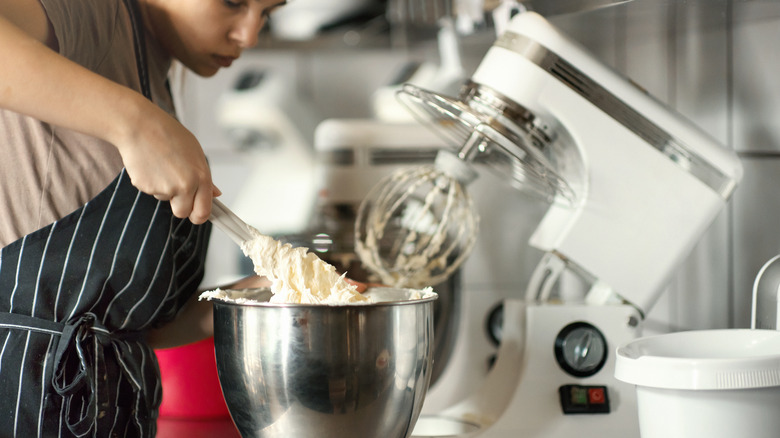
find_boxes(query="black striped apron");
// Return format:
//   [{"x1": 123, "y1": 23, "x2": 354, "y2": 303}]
[{"x1": 0, "y1": 1, "x2": 211, "y2": 436}]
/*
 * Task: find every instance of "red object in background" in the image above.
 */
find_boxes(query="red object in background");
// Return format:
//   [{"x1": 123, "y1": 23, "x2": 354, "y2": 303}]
[{"x1": 155, "y1": 336, "x2": 231, "y2": 419}]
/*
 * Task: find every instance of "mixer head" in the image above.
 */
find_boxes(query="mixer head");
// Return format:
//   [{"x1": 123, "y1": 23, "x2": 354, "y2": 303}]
[
  {"x1": 353, "y1": 80, "x2": 584, "y2": 288},
  {"x1": 396, "y1": 81, "x2": 580, "y2": 207},
  {"x1": 354, "y1": 49, "x2": 586, "y2": 288}
]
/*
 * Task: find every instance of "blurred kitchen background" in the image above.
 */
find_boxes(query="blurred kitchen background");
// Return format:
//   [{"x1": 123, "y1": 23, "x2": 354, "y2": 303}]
[{"x1": 170, "y1": 0, "x2": 780, "y2": 406}]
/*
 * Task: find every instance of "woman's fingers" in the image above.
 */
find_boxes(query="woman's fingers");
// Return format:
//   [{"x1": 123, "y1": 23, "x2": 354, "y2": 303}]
[
  {"x1": 169, "y1": 190, "x2": 195, "y2": 222},
  {"x1": 189, "y1": 183, "x2": 215, "y2": 224},
  {"x1": 166, "y1": 179, "x2": 217, "y2": 224}
]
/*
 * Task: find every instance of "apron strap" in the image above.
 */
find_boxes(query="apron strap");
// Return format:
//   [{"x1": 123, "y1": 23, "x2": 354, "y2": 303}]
[
  {"x1": 122, "y1": 0, "x2": 152, "y2": 100},
  {"x1": 0, "y1": 312, "x2": 147, "y2": 437},
  {"x1": 0, "y1": 311, "x2": 63, "y2": 335}
]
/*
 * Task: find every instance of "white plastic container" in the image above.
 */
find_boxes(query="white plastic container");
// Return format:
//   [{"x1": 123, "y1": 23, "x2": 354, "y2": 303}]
[{"x1": 615, "y1": 329, "x2": 780, "y2": 438}]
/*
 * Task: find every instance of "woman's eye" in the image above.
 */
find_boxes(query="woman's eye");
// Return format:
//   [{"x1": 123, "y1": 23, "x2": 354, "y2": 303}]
[
  {"x1": 223, "y1": 0, "x2": 243, "y2": 9},
  {"x1": 263, "y1": 1, "x2": 286, "y2": 18}
]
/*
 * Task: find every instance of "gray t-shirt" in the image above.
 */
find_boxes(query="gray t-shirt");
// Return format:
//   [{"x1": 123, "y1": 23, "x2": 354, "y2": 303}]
[{"x1": 0, "y1": 0, "x2": 175, "y2": 247}]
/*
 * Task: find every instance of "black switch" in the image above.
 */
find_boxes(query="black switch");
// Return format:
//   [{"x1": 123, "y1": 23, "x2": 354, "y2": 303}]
[{"x1": 558, "y1": 384, "x2": 611, "y2": 414}]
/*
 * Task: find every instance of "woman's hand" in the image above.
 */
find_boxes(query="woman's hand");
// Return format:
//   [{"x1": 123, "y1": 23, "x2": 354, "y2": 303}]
[{"x1": 113, "y1": 99, "x2": 219, "y2": 224}]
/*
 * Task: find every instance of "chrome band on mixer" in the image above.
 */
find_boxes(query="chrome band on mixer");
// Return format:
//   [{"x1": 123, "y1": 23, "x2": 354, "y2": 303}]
[{"x1": 494, "y1": 31, "x2": 736, "y2": 200}]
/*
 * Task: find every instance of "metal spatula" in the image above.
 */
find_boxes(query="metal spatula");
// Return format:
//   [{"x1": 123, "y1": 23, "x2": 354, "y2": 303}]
[{"x1": 209, "y1": 198, "x2": 255, "y2": 246}]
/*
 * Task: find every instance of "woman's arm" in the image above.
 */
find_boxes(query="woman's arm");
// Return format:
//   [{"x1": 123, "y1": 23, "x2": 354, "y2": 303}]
[
  {"x1": 146, "y1": 275, "x2": 271, "y2": 350},
  {"x1": 0, "y1": 2, "x2": 217, "y2": 223}
]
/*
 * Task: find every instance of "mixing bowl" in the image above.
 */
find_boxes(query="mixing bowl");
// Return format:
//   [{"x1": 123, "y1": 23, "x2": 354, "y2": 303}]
[{"x1": 211, "y1": 287, "x2": 437, "y2": 438}]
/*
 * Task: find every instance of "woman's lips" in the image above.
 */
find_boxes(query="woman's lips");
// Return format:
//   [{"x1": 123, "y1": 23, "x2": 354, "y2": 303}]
[{"x1": 214, "y1": 55, "x2": 236, "y2": 67}]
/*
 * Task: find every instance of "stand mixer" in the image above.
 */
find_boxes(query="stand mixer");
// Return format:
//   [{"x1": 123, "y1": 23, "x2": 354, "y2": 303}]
[{"x1": 354, "y1": 11, "x2": 743, "y2": 437}]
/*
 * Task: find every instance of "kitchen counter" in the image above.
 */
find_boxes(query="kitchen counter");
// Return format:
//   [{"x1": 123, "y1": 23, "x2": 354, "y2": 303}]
[{"x1": 157, "y1": 417, "x2": 240, "y2": 437}]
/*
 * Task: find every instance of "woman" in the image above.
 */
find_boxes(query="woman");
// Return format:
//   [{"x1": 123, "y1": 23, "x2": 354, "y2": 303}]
[{"x1": 0, "y1": 0, "x2": 286, "y2": 436}]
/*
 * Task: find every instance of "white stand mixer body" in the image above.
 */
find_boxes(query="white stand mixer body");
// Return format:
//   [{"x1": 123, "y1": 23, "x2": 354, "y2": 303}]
[
  {"x1": 470, "y1": 12, "x2": 742, "y2": 314},
  {"x1": 411, "y1": 11, "x2": 742, "y2": 438}
]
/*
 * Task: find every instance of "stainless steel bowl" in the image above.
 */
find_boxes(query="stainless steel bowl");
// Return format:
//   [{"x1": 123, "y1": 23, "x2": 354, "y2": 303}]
[
  {"x1": 211, "y1": 287, "x2": 437, "y2": 438},
  {"x1": 276, "y1": 230, "x2": 461, "y2": 387}
]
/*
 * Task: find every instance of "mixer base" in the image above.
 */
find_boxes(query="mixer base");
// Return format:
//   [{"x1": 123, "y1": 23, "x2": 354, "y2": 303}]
[{"x1": 411, "y1": 300, "x2": 642, "y2": 438}]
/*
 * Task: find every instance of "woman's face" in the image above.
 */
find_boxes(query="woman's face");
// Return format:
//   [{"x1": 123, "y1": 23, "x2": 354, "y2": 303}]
[{"x1": 142, "y1": 0, "x2": 286, "y2": 77}]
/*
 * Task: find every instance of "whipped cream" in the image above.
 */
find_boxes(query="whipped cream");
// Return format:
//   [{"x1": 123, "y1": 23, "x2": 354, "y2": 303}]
[
  {"x1": 237, "y1": 227, "x2": 371, "y2": 304},
  {"x1": 200, "y1": 286, "x2": 436, "y2": 306},
  {"x1": 199, "y1": 288, "x2": 269, "y2": 304}
]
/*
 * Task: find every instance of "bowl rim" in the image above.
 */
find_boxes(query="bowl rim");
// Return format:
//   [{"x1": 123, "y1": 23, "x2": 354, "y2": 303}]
[{"x1": 206, "y1": 286, "x2": 439, "y2": 308}]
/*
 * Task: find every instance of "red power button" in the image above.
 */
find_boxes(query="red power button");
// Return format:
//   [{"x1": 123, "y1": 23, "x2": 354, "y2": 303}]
[{"x1": 588, "y1": 387, "x2": 606, "y2": 404}]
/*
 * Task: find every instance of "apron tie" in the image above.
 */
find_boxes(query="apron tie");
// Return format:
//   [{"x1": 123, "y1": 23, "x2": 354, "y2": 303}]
[{"x1": 0, "y1": 312, "x2": 149, "y2": 437}]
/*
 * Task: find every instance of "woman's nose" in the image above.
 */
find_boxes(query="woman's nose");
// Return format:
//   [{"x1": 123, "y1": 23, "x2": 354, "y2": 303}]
[{"x1": 230, "y1": 14, "x2": 264, "y2": 48}]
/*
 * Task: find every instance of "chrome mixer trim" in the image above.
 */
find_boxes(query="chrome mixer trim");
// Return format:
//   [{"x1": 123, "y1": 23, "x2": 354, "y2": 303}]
[
  {"x1": 459, "y1": 81, "x2": 555, "y2": 146},
  {"x1": 494, "y1": 31, "x2": 736, "y2": 199},
  {"x1": 316, "y1": 148, "x2": 355, "y2": 165},
  {"x1": 368, "y1": 147, "x2": 440, "y2": 165}
]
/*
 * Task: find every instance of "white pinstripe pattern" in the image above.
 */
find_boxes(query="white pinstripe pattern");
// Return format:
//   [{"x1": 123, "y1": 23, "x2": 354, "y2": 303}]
[
  {"x1": 90, "y1": 336, "x2": 99, "y2": 435},
  {"x1": 37, "y1": 335, "x2": 56, "y2": 438},
  {"x1": 31, "y1": 223, "x2": 56, "y2": 318},
  {"x1": 8, "y1": 235, "x2": 27, "y2": 313},
  {"x1": 0, "y1": 323, "x2": 60, "y2": 336},
  {"x1": 53, "y1": 208, "x2": 87, "y2": 323},
  {"x1": 68, "y1": 180, "x2": 126, "y2": 322},
  {"x1": 108, "y1": 367, "x2": 124, "y2": 436},
  {"x1": 129, "y1": 214, "x2": 205, "y2": 329},
  {"x1": 119, "y1": 201, "x2": 167, "y2": 329},
  {"x1": 14, "y1": 331, "x2": 32, "y2": 437},
  {"x1": 104, "y1": 195, "x2": 158, "y2": 325},
  {"x1": 89, "y1": 187, "x2": 140, "y2": 312},
  {"x1": 172, "y1": 220, "x2": 206, "y2": 293},
  {"x1": 0, "y1": 330, "x2": 10, "y2": 374},
  {"x1": 139, "y1": 220, "x2": 194, "y2": 328}
]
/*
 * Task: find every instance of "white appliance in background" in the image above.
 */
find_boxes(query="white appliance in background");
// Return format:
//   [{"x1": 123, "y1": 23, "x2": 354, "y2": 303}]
[
  {"x1": 268, "y1": 0, "x2": 377, "y2": 40},
  {"x1": 383, "y1": 11, "x2": 743, "y2": 437},
  {"x1": 372, "y1": 17, "x2": 466, "y2": 122},
  {"x1": 216, "y1": 69, "x2": 320, "y2": 237},
  {"x1": 312, "y1": 119, "x2": 447, "y2": 206}
]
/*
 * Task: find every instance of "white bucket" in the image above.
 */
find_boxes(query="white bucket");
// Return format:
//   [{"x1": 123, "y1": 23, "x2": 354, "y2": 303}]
[{"x1": 615, "y1": 329, "x2": 780, "y2": 438}]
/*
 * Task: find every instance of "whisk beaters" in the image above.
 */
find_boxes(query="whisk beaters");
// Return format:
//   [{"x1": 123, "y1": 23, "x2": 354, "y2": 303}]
[{"x1": 355, "y1": 151, "x2": 479, "y2": 288}]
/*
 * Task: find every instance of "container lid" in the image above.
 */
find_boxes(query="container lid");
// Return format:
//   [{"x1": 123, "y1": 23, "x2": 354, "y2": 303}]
[{"x1": 615, "y1": 329, "x2": 780, "y2": 390}]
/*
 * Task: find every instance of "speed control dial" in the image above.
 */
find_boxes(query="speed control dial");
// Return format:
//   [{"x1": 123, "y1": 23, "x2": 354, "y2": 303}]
[{"x1": 554, "y1": 322, "x2": 608, "y2": 378}]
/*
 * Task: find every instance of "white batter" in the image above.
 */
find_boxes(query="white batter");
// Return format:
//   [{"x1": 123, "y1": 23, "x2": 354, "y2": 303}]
[
  {"x1": 198, "y1": 221, "x2": 441, "y2": 305},
  {"x1": 237, "y1": 227, "x2": 371, "y2": 304}
]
